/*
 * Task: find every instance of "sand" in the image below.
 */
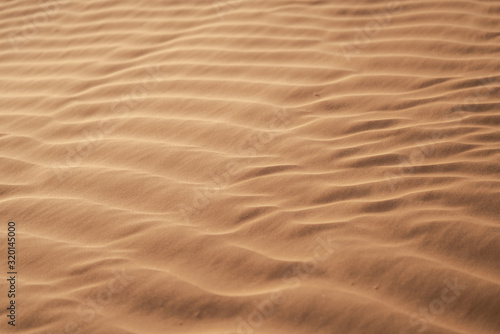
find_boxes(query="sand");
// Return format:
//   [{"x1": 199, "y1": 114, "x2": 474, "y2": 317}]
[{"x1": 1, "y1": 0, "x2": 499, "y2": 333}]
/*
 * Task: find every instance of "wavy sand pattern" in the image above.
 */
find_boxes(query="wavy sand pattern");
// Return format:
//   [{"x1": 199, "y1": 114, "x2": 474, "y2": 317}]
[{"x1": 1, "y1": 0, "x2": 499, "y2": 333}]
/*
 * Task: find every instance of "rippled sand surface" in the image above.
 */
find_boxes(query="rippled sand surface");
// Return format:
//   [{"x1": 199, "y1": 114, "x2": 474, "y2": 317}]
[{"x1": 1, "y1": 1, "x2": 499, "y2": 333}]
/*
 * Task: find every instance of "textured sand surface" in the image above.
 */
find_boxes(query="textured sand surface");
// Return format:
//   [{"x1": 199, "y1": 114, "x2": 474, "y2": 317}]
[{"x1": 1, "y1": 0, "x2": 500, "y2": 333}]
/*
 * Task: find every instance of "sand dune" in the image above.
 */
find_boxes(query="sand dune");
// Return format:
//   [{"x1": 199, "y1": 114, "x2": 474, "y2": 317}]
[{"x1": 0, "y1": 0, "x2": 499, "y2": 333}]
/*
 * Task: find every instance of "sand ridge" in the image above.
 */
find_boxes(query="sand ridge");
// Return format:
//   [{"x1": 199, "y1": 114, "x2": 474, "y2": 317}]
[{"x1": 0, "y1": 0, "x2": 499, "y2": 333}]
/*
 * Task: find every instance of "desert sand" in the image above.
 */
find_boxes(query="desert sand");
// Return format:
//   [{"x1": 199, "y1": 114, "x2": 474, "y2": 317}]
[{"x1": 1, "y1": 0, "x2": 499, "y2": 333}]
